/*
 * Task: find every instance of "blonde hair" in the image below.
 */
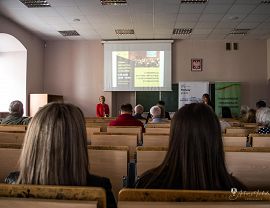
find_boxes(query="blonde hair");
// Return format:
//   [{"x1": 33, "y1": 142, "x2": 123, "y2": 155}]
[
  {"x1": 17, "y1": 102, "x2": 89, "y2": 185},
  {"x1": 134, "y1": 104, "x2": 144, "y2": 114}
]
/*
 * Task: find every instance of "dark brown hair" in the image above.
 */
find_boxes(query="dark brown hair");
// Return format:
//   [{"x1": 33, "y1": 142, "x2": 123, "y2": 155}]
[
  {"x1": 120, "y1": 103, "x2": 133, "y2": 113},
  {"x1": 140, "y1": 103, "x2": 241, "y2": 190}
]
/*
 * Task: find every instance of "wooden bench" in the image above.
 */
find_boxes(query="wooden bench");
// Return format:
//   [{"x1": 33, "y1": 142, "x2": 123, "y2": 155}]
[
  {"x1": 118, "y1": 188, "x2": 270, "y2": 207},
  {"x1": 145, "y1": 123, "x2": 170, "y2": 128},
  {"x1": 142, "y1": 133, "x2": 169, "y2": 147},
  {"x1": 0, "y1": 143, "x2": 22, "y2": 182},
  {"x1": 222, "y1": 134, "x2": 248, "y2": 147},
  {"x1": 107, "y1": 126, "x2": 142, "y2": 144},
  {"x1": 0, "y1": 125, "x2": 27, "y2": 132},
  {"x1": 91, "y1": 133, "x2": 138, "y2": 159},
  {"x1": 145, "y1": 127, "x2": 170, "y2": 134},
  {"x1": 225, "y1": 127, "x2": 256, "y2": 135},
  {"x1": 0, "y1": 184, "x2": 106, "y2": 208},
  {"x1": 249, "y1": 134, "x2": 270, "y2": 147},
  {"x1": 86, "y1": 126, "x2": 102, "y2": 144},
  {"x1": 136, "y1": 146, "x2": 270, "y2": 190},
  {"x1": 0, "y1": 132, "x2": 25, "y2": 144},
  {"x1": 88, "y1": 146, "x2": 129, "y2": 199}
]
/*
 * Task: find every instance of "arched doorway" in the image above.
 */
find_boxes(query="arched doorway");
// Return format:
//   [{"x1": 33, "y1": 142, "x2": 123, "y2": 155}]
[{"x1": 0, "y1": 33, "x2": 27, "y2": 115}]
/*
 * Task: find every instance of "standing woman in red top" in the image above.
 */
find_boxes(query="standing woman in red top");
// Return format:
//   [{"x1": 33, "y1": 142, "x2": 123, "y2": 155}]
[{"x1": 96, "y1": 96, "x2": 110, "y2": 117}]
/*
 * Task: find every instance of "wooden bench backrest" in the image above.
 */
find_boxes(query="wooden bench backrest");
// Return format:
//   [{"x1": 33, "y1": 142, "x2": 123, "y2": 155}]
[
  {"x1": 249, "y1": 134, "x2": 270, "y2": 147},
  {"x1": 107, "y1": 126, "x2": 142, "y2": 144},
  {"x1": 0, "y1": 125, "x2": 27, "y2": 132},
  {"x1": 225, "y1": 147, "x2": 270, "y2": 190},
  {"x1": 225, "y1": 127, "x2": 255, "y2": 135},
  {"x1": 142, "y1": 133, "x2": 169, "y2": 147},
  {"x1": 0, "y1": 132, "x2": 25, "y2": 144},
  {"x1": 91, "y1": 133, "x2": 137, "y2": 160},
  {"x1": 118, "y1": 188, "x2": 270, "y2": 208},
  {"x1": 145, "y1": 127, "x2": 170, "y2": 134},
  {"x1": 136, "y1": 146, "x2": 270, "y2": 190},
  {"x1": 0, "y1": 144, "x2": 21, "y2": 182},
  {"x1": 145, "y1": 123, "x2": 171, "y2": 128},
  {"x1": 86, "y1": 127, "x2": 101, "y2": 144},
  {"x1": 0, "y1": 184, "x2": 106, "y2": 208},
  {"x1": 88, "y1": 146, "x2": 129, "y2": 199},
  {"x1": 222, "y1": 134, "x2": 247, "y2": 147}
]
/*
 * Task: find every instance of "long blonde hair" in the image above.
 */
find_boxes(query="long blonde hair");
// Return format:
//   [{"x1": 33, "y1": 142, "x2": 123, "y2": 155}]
[{"x1": 17, "y1": 102, "x2": 89, "y2": 185}]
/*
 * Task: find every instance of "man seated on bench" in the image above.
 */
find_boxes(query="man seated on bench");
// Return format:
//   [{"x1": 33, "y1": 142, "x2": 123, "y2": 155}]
[
  {"x1": 1, "y1": 100, "x2": 31, "y2": 125},
  {"x1": 136, "y1": 103, "x2": 246, "y2": 191}
]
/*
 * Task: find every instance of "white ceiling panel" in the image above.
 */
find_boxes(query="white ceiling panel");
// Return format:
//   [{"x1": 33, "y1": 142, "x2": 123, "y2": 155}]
[{"x1": 0, "y1": 0, "x2": 270, "y2": 40}]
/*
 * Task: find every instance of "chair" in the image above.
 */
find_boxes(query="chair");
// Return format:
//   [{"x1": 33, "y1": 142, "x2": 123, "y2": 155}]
[
  {"x1": 222, "y1": 134, "x2": 248, "y2": 147},
  {"x1": 0, "y1": 132, "x2": 25, "y2": 144},
  {"x1": 249, "y1": 134, "x2": 270, "y2": 147},
  {"x1": 0, "y1": 143, "x2": 21, "y2": 182},
  {"x1": 0, "y1": 184, "x2": 106, "y2": 208},
  {"x1": 118, "y1": 188, "x2": 270, "y2": 208},
  {"x1": 88, "y1": 145, "x2": 129, "y2": 199},
  {"x1": 142, "y1": 133, "x2": 169, "y2": 147}
]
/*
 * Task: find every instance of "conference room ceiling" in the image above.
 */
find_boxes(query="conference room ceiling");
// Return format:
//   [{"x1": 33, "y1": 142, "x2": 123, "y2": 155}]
[{"x1": 0, "y1": 0, "x2": 270, "y2": 41}]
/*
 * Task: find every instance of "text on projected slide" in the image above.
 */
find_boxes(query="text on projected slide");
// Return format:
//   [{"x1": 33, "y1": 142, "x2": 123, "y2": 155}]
[{"x1": 112, "y1": 51, "x2": 164, "y2": 88}]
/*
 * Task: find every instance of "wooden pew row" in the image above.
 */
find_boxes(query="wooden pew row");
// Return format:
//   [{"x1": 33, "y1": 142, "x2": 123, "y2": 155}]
[
  {"x1": 0, "y1": 144, "x2": 129, "y2": 201},
  {"x1": 0, "y1": 125, "x2": 27, "y2": 132},
  {"x1": 249, "y1": 134, "x2": 270, "y2": 147},
  {"x1": 145, "y1": 127, "x2": 170, "y2": 134},
  {"x1": 142, "y1": 133, "x2": 170, "y2": 147},
  {"x1": 0, "y1": 184, "x2": 106, "y2": 208},
  {"x1": 86, "y1": 126, "x2": 102, "y2": 144},
  {"x1": 0, "y1": 132, "x2": 25, "y2": 144},
  {"x1": 222, "y1": 134, "x2": 248, "y2": 147},
  {"x1": 118, "y1": 188, "x2": 270, "y2": 208},
  {"x1": 136, "y1": 146, "x2": 270, "y2": 191},
  {"x1": 225, "y1": 127, "x2": 257, "y2": 135},
  {"x1": 107, "y1": 126, "x2": 142, "y2": 145}
]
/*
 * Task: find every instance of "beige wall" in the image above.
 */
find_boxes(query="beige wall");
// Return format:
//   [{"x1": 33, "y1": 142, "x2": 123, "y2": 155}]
[
  {"x1": 44, "y1": 41, "x2": 112, "y2": 117},
  {"x1": 268, "y1": 39, "x2": 270, "y2": 80},
  {"x1": 0, "y1": 15, "x2": 45, "y2": 115}
]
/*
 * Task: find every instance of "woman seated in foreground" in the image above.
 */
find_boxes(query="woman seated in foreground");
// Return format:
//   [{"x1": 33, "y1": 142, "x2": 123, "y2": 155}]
[
  {"x1": 136, "y1": 103, "x2": 246, "y2": 190},
  {"x1": 5, "y1": 102, "x2": 116, "y2": 208}
]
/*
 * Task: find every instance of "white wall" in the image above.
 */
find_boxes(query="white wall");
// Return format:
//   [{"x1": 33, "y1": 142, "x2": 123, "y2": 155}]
[{"x1": 0, "y1": 15, "x2": 45, "y2": 115}]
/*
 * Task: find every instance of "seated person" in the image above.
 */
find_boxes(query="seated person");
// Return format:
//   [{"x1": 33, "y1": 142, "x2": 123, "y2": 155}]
[
  {"x1": 148, "y1": 105, "x2": 169, "y2": 124},
  {"x1": 4, "y1": 102, "x2": 116, "y2": 208},
  {"x1": 109, "y1": 103, "x2": 144, "y2": 129},
  {"x1": 134, "y1": 104, "x2": 146, "y2": 120},
  {"x1": 1, "y1": 100, "x2": 31, "y2": 125},
  {"x1": 96, "y1": 96, "x2": 109, "y2": 117},
  {"x1": 242, "y1": 109, "x2": 256, "y2": 123},
  {"x1": 146, "y1": 100, "x2": 170, "y2": 123},
  {"x1": 256, "y1": 100, "x2": 266, "y2": 109},
  {"x1": 202, "y1": 93, "x2": 214, "y2": 109},
  {"x1": 222, "y1": 106, "x2": 232, "y2": 118},
  {"x1": 136, "y1": 103, "x2": 245, "y2": 190},
  {"x1": 256, "y1": 107, "x2": 270, "y2": 134}
]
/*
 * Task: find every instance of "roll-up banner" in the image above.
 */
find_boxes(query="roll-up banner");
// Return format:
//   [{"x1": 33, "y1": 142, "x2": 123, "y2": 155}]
[
  {"x1": 215, "y1": 82, "x2": 240, "y2": 118},
  {"x1": 179, "y1": 81, "x2": 210, "y2": 108}
]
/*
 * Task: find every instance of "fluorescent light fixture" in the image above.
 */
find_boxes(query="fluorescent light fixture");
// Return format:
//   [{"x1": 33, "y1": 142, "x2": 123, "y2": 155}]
[
  {"x1": 181, "y1": 0, "x2": 208, "y2": 3},
  {"x1": 115, "y1": 29, "x2": 135, "y2": 35},
  {"x1": 100, "y1": 0, "x2": 127, "y2": 5},
  {"x1": 173, "y1": 28, "x2": 192, "y2": 35},
  {"x1": 58, "y1": 30, "x2": 80, "y2": 37},
  {"x1": 19, "y1": 0, "x2": 51, "y2": 8}
]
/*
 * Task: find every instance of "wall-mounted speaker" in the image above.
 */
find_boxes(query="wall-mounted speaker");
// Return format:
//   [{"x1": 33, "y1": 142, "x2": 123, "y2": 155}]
[{"x1": 226, "y1": 42, "x2": 231, "y2": 50}]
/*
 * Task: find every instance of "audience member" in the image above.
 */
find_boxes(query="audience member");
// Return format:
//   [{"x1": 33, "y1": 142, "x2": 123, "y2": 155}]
[
  {"x1": 242, "y1": 109, "x2": 256, "y2": 123},
  {"x1": 256, "y1": 100, "x2": 266, "y2": 109},
  {"x1": 134, "y1": 104, "x2": 146, "y2": 120},
  {"x1": 222, "y1": 106, "x2": 232, "y2": 118},
  {"x1": 136, "y1": 103, "x2": 245, "y2": 190},
  {"x1": 202, "y1": 93, "x2": 214, "y2": 109},
  {"x1": 109, "y1": 104, "x2": 144, "y2": 129},
  {"x1": 148, "y1": 105, "x2": 169, "y2": 124},
  {"x1": 4, "y1": 102, "x2": 116, "y2": 208},
  {"x1": 96, "y1": 96, "x2": 110, "y2": 117},
  {"x1": 1, "y1": 100, "x2": 31, "y2": 125},
  {"x1": 157, "y1": 100, "x2": 171, "y2": 120},
  {"x1": 239, "y1": 105, "x2": 249, "y2": 121},
  {"x1": 256, "y1": 107, "x2": 270, "y2": 134}
]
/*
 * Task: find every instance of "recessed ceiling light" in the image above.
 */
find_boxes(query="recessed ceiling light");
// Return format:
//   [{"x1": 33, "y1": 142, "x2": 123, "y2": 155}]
[
  {"x1": 229, "y1": 28, "x2": 250, "y2": 35},
  {"x1": 173, "y1": 28, "x2": 192, "y2": 35},
  {"x1": 181, "y1": 0, "x2": 208, "y2": 3},
  {"x1": 228, "y1": 16, "x2": 239, "y2": 21},
  {"x1": 58, "y1": 30, "x2": 80, "y2": 37},
  {"x1": 19, "y1": 0, "x2": 51, "y2": 8},
  {"x1": 115, "y1": 29, "x2": 135, "y2": 35},
  {"x1": 73, "y1": 18, "x2": 81, "y2": 22}
]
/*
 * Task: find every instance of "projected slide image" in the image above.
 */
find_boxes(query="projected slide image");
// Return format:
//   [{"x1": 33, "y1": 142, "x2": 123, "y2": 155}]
[{"x1": 112, "y1": 51, "x2": 164, "y2": 88}]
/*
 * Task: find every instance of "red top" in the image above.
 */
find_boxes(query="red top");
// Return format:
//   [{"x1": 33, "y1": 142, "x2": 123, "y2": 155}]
[
  {"x1": 96, "y1": 103, "x2": 110, "y2": 117},
  {"x1": 109, "y1": 114, "x2": 144, "y2": 129}
]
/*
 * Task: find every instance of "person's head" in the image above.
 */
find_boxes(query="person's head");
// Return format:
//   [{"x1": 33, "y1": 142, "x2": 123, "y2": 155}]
[
  {"x1": 256, "y1": 107, "x2": 270, "y2": 127},
  {"x1": 240, "y1": 105, "x2": 249, "y2": 117},
  {"x1": 150, "y1": 105, "x2": 161, "y2": 119},
  {"x1": 222, "y1": 106, "x2": 232, "y2": 118},
  {"x1": 256, "y1": 100, "x2": 266, "y2": 109},
  {"x1": 9, "y1": 100, "x2": 24, "y2": 117},
  {"x1": 202, "y1": 93, "x2": 210, "y2": 104},
  {"x1": 99, "y1": 96, "x2": 105, "y2": 104},
  {"x1": 157, "y1": 100, "x2": 165, "y2": 106},
  {"x1": 17, "y1": 102, "x2": 89, "y2": 185},
  {"x1": 243, "y1": 109, "x2": 256, "y2": 123},
  {"x1": 134, "y1": 104, "x2": 144, "y2": 115},
  {"x1": 143, "y1": 103, "x2": 235, "y2": 189},
  {"x1": 120, "y1": 103, "x2": 133, "y2": 115}
]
